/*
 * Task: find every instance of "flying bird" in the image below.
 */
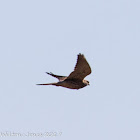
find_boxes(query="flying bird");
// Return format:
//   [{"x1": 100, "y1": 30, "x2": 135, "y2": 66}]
[{"x1": 37, "y1": 53, "x2": 91, "y2": 89}]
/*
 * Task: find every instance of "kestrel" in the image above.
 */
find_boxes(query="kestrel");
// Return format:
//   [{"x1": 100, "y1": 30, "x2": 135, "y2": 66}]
[{"x1": 37, "y1": 53, "x2": 91, "y2": 89}]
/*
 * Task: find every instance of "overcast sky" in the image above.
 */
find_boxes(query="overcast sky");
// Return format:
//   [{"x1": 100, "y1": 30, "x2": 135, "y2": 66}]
[{"x1": 0, "y1": 0, "x2": 140, "y2": 140}]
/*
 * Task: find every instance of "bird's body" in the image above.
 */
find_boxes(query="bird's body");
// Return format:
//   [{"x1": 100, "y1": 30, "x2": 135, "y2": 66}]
[
  {"x1": 37, "y1": 53, "x2": 91, "y2": 90},
  {"x1": 38, "y1": 79, "x2": 87, "y2": 89}
]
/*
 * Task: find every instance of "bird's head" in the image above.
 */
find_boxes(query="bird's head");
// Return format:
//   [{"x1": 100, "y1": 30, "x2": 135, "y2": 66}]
[{"x1": 83, "y1": 80, "x2": 90, "y2": 86}]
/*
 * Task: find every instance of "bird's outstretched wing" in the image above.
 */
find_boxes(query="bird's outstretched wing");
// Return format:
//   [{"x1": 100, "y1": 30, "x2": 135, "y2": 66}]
[
  {"x1": 46, "y1": 72, "x2": 67, "y2": 81},
  {"x1": 67, "y1": 53, "x2": 91, "y2": 80}
]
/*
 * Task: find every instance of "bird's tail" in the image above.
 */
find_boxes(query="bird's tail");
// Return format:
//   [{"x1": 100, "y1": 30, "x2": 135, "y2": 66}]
[{"x1": 36, "y1": 82, "x2": 57, "y2": 86}]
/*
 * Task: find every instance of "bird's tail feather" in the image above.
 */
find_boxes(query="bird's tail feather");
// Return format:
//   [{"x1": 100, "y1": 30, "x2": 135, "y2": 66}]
[{"x1": 36, "y1": 82, "x2": 57, "y2": 86}]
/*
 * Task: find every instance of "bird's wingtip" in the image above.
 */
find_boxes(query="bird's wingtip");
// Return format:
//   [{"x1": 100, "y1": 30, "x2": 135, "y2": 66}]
[
  {"x1": 46, "y1": 72, "x2": 53, "y2": 74},
  {"x1": 78, "y1": 53, "x2": 84, "y2": 57}
]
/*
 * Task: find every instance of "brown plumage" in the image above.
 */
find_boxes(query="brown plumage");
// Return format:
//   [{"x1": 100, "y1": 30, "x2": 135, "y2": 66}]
[{"x1": 37, "y1": 53, "x2": 91, "y2": 89}]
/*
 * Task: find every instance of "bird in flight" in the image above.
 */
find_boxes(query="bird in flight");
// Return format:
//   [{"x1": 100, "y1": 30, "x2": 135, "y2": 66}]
[{"x1": 37, "y1": 53, "x2": 91, "y2": 89}]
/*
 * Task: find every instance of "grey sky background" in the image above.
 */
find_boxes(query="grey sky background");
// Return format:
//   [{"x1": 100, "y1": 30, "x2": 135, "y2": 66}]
[{"x1": 0, "y1": 0, "x2": 140, "y2": 140}]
